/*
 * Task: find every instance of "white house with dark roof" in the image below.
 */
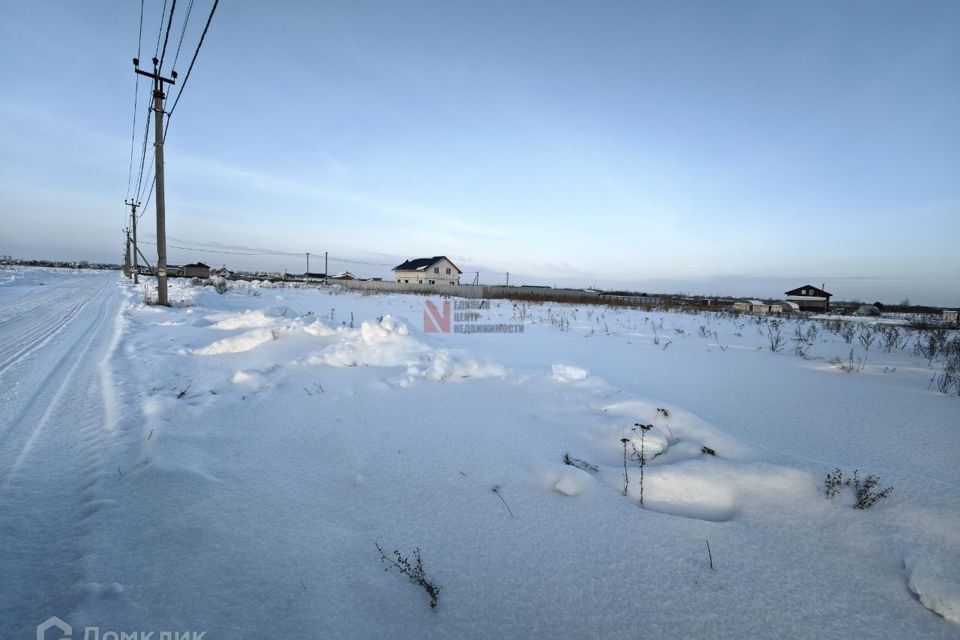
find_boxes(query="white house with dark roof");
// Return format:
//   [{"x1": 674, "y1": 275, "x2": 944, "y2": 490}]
[
  {"x1": 392, "y1": 256, "x2": 461, "y2": 285},
  {"x1": 785, "y1": 284, "x2": 832, "y2": 311}
]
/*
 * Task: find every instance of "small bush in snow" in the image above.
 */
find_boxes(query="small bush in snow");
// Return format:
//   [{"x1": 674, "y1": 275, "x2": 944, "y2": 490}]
[
  {"x1": 824, "y1": 468, "x2": 843, "y2": 498},
  {"x1": 701, "y1": 446, "x2": 716, "y2": 456},
  {"x1": 840, "y1": 324, "x2": 856, "y2": 344},
  {"x1": 824, "y1": 468, "x2": 893, "y2": 509},
  {"x1": 270, "y1": 328, "x2": 281, "y2": 341},
  {"x1": 914, "y1": 329, "x2": 947, "y2": 366},
  {"x1": 563, "y1": 453, "x2": 598, "y2": 473},
  {"x1": 850, "y1": 471, "x2": 894, "y2": 509},
  {"x1": 858, "y1": 326, "x2": 877, "y2": 352},
  {"x1": 830, "y1": 349, "x2": 863, "y2": 373},
  {"x1": 376, "y1": 542, "x2": 442, "y2": 609},
  {"x1": 879, "y1": 326, "x2": 905, "y2": 352},
  {"x1": 935, "y1": 358, "x2": 960, "y2": 396},
  {"x1": 766, "y1": 321, "x2": 785, "y2": 353},
  {"x1": 212, "y1": 278, "x2": 230, "y2": 294}
]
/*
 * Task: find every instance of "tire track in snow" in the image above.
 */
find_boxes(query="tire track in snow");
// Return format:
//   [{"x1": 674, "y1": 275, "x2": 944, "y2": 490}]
[
  {"x1": 0, "y1": 294, "x2": 92, "y2": 376},
  {"x1": 0, "y1": 275, "x2": 124, "y2": 638},
  {"x1": 0, "y1": 285, "x2": 111, "y2": 488}
]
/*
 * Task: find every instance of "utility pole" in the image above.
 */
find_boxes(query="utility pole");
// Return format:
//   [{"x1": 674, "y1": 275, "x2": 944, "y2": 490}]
[
  {"x1": 324, "y1": 251, "x2": 328, "y2": 279},
  {"x1": 123, "y1": 228, "x2": 132, "y2": 277},
  {"x1": 306, "y1": 252, "x2": 310, "y2": 277},
  {"x1": 134, "y1": 56, "x2": 176, "y2": 305},
  {"x1": 506, "y1": 271, "x2": 509, "y2": 287},
  {"x1": 125, "y1": 198, "x2": 141, "y2": 284}
]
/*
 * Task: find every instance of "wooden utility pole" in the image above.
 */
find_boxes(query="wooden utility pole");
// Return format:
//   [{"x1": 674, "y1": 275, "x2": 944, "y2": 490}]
[
  {"x1": 125, "y1": 198, "x2": 141, "y2": 284},
  {"x1": 324, "y1": 252, "x2": 328, "y2": 278},
  {"x1": 134, "y1": 56, "x2": 176, "y2": 305},
  {"x1": 306, "y1": 252, "x2": 310, "y2": 277}
]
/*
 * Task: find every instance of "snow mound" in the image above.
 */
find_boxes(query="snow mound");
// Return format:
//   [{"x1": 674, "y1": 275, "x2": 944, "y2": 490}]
[
  {"x1": 194, "y1": 328, "x2": 277, "y2": 355},
  {"x1": 554, "y1": 468, "x2": 594, "y2": 496},
  {"x1": 302, "y1": 319, "x2": 343, "y2": 337},
  {"x1": 552, "y1": 363, "x2": 589, "y2": 381},
  {"x1": 641, "y1": 468, "x2": 740, "y2": 522},
  {"x1": 208, "y1": 306, "x2": 297, "y2": 330},
  {"x1": 231, "y1": 370, "x2": 266, "y2": 388},
  {"x1": 309, "y1": 316, "x2": 427, "y2": 368},
  {"x1": 905, "y1": 550, "x2": 960, "y2": 624},
  {"x1": 416, "y1": 350, "x2": 509, "y2": 381}
]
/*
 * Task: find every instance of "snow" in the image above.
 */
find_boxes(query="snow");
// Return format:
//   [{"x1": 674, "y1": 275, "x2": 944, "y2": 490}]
[{"x1": 1, "y1": 267, "x2": 958, "y2": 638}]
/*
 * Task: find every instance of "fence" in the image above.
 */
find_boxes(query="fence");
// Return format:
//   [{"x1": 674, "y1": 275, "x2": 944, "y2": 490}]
[{"x1": 326, "y1": 279, "x2": 664, "y2": 306}]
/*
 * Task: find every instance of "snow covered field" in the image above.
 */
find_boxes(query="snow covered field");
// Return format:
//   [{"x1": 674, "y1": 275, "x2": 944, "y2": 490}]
[{"x1": 1, "y1": 267, "x2": 958, "y2": 639}]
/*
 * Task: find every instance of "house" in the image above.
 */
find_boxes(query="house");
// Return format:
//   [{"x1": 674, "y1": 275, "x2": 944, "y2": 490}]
[
  {"x1": 392, "y1": 256, "x2": 461, "y2": 285},
  {"x1": 182, "y1": 262, "x2": 211, "y2": 278},
  {"x1": 211, "y1": 266, "x2": 232, "y2": 277},
  {"x1": 785, "y1": 284, "x2": 832, "y2": 311},
  {"x1": 945, "y1": 310, "x2": 959, "y2": 323},
  {"x1": 330, "y1": 271, "x2": 357, "y2": 280}
]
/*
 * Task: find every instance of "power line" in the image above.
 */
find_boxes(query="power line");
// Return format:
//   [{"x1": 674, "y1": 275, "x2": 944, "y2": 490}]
[
  {"x1": 171, "y1": 0, "x2": 195, "y2": 71},
  {"x1": 164, "y1": 0, "x2": 219, "y2": 139},
  {"x1": 132, "y1": 109, "x2": 152, "y2": 200},
  {"x1": 158, "y1": 0, "x2": 178, "y2": 71},
  {"x1": 327, "y1": 256, "x2": 397, "y2": 267},
  {"x1": 137, "y1": 0, "x2": 144, "y2": 57},
  {"x1": 125, "y1": 0, "x2": 147, "y2": 201},
  {"x1": 139, "y1": 163, "x2": 156, "y2": 215},
  {"x1": 137, "y1": 240, "x2": 304, "y2": 257},
  {"x1": 134, "y1": 235, "x2": 399, "y2": 271},
  {"x1": 154, "y1": 0, "x2": 169, "y2": 57},
  {"x1": 125, "y1": 79, "x2": 140, "y2": 200}
]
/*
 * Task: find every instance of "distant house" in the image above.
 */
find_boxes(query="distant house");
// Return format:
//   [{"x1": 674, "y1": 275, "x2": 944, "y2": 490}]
[
  {"x1": 182, "y1": 262, "x2": 210, "y2": 278},
  {"x1": 785, "y1": 284, "x2": 832, "y2": 311},
  {"x1": 392, "y1": 256, "x2": 461, "y2": 285},
  {"x1": 330, "y1": 271, "x2": 357, "y2": 280},
  {"x1": 945, "y1": 310, "x2": 959, "y2": 323},
  {"x1": 304, "y1": 272, "x2": 327, "y2": 280},
  {"x1": 211, "y1": 266, "x2": 232, "y2": 278}
]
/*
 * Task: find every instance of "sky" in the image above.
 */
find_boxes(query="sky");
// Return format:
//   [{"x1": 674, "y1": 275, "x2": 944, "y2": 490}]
[{"x1": 0, "y1": 1, "x2": 958, "y2": 305}]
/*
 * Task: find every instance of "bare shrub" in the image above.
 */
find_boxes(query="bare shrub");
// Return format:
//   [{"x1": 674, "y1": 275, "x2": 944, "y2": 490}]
[
  {"x1": 563, "y1": 453, "x2": 598, "y2": 473},
  {"x1": 839, "y1": 323, "x2": 856, "y2": 344},
  {"x1": 766, "y1": 320, "x2": 785, "y2": 353},
  {"x1": 880, "y1": 326, "x2": 906, "y2": 352},
  {"x1": 824, "y1": 468, "x2": 843, "y2": 498},
  {"x1": 376, "y1": 543, "x2": 442, "y2": 608},
  {"x1": 824, "y1": 469, "x2": 894, "y2": 509}
]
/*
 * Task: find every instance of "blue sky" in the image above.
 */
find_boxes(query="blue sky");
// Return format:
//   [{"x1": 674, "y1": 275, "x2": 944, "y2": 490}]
[{"x1": 1, "y1": 1, "x2": 958, "y2": 304}]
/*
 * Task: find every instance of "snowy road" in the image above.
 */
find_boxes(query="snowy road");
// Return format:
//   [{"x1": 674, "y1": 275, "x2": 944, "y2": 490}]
[{"x1": 0, "y1": 272, "x2": 122, "y2": 638}]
